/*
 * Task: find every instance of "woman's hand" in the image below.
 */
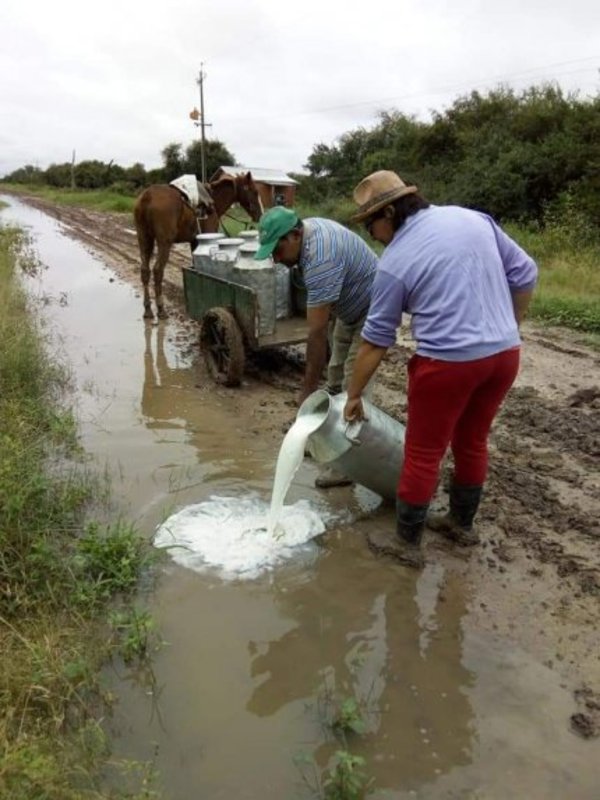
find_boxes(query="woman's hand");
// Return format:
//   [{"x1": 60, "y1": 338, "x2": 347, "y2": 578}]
[{"x1": 344, "y1": 396, "x2": 365, "y2": 422}]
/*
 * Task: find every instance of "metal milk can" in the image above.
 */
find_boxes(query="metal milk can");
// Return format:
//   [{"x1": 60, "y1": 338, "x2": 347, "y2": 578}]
[
  {"x1": 192, "y1": 233, "x2": 224, "y2": 271},
  {"x1": 298, "y1": 390, "x2": 405, "y2": 501},
  {"x1": 238, "y1": 230, "x2": 259, "y2": 241},
  {"x1": 275, "y1": 263, "x2": 291, "y2": 319},
  {"x1": 205, "y1": 237, "x2": 244, "y2": 281},
  {"x1": 290, "y1": 266, "x2": 307, "y2": 314},
  {"x1": 233, "y1": 243, "x2": 276, "y2": 336}
]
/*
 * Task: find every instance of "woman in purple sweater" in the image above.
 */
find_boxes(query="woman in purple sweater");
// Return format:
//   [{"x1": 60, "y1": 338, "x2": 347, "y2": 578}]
[{"x1": 344, "y1": 171, "x2": 538, "y2": 568}]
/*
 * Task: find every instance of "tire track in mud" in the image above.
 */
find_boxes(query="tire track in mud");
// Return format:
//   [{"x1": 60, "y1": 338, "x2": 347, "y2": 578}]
[
  {"x1": 373, "y1": 347, "x2": 600, "y2": 599},
  {"x1": 487, "y1": 387, "x2": 600, "y2": 597}
]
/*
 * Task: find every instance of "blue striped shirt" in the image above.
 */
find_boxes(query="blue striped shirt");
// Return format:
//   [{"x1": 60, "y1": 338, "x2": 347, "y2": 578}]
[
  {"x1": 362, "y1": 205, "x2": 538, "y2": 361},
  {"x1": 298, "y1": 218, "x2": 378, "y2": 324}
]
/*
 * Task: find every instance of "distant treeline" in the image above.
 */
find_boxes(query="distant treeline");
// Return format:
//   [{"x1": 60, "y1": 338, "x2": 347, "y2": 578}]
[
  {"x1": 2, "y1": 139, "x2": 236, "y2": 195},
  {"x1": 297, "y1": 84, "x2": 600, "y2": 226},
  {"x1": 4, "y1": 84, "x2": 599, "y2": 226}
]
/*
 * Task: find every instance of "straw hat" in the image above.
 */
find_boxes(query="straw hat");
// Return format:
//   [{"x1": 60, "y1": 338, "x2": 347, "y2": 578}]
[{"x1": 350, "y1": 170, "x2": 418, "y2": 222}]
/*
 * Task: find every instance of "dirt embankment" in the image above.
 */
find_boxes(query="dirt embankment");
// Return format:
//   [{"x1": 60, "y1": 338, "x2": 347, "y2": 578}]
[{"x1": 15, "y1": 193, "x2": 600, "y2": 738}]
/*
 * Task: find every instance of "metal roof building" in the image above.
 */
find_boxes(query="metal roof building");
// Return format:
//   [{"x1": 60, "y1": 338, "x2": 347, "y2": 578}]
[
  {"x1": 210, "y1": 165, "x2": 299, "y2": 209},
  {"x1": 211, "y1": 165, "x2": 298, "y2": 185}
]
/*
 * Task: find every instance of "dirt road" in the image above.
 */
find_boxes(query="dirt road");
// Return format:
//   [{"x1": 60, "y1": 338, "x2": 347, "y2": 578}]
[{"x1": 17, "y1": 194, "x2": 600, "y2": 738}]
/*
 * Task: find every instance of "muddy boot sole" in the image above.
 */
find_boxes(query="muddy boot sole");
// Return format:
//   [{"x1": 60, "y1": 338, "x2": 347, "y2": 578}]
[
  {"x1": 427, "y1": 515, "x2": 479, "y2": 547},
  {"x1": 367, "y1": 529, "x2": 424, "y2": 569}
]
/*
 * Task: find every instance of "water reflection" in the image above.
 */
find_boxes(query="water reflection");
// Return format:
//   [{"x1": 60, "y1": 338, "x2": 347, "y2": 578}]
[
  {"x1": 140, "y1": 322, "x2": 274, "y2": 492},
  {"x1": 246, "y1": 540, "x2": 474, "y2": 791},
  {"x1": 142, "y1": 322, "x2": 189, "y2": 430}
]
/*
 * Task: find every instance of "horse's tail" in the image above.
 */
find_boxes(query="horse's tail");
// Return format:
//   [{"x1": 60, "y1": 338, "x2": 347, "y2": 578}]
[
  {"x1": 134, "y1": 189, "x2": 155, "y2": 265},
  {"x1": 133, "y1": 186, "x2": 152, "y2": 223}
]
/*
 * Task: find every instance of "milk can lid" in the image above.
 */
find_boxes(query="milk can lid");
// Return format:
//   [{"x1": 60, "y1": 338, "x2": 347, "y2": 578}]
[
  {"x1": 239, "y1": 241, "x2": 259, "y2": 253},
  {"x1": 196, "y1": 232, "x2": 224, "y2": 241}
]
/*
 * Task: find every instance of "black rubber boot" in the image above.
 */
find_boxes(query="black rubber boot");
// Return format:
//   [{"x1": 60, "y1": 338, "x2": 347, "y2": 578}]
[
  {"x1": 394, "y1": 498, "x2": 427, "y2": 568},
  {"x1": 427, "y1": 483, "x2": 483, "y2": 546},
  {"x1": 366, "y1": 500, "x2": 427, "y2": 569}
]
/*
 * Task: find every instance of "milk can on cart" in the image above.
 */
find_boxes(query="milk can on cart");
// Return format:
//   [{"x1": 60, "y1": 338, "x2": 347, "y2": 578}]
[
  {"x1": 192, "y1": 233, "x2": 224, "y2": 272},
  {"x1": 182, "y1": 235, "x2": 310, "y2": 386},
  {"x1": 232, "y1": 243, "x2": 276, "y2": 336},
  {"x1": 206, "y1": 237, "x2": 245, "y2": 282}
]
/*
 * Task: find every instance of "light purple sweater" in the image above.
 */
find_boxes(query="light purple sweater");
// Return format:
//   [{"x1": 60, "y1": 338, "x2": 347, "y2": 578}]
[{"x1": 362, "y1": 205, "x2": 538, "y2": 361}]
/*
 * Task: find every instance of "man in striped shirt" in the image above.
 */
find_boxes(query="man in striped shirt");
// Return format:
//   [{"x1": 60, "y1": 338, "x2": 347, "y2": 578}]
[{"x1": 256, "y1": 207, "x2": 379, "y2": 487}]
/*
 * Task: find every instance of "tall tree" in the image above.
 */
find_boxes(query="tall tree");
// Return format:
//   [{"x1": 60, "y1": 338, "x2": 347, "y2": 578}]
[
  {"x1": 184, "y1": 139, "x2": 236, "y2": 180},
  {"x1": 161, "y1": 143, "x2": 184, "y2": 182},
  {"x1": 301, "y1": 83, "x2": 600, "y2": 224}
]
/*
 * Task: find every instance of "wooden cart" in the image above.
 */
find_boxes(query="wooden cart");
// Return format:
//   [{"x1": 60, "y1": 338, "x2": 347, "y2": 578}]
[{"x1": 182, "y1": 266, "x2": 308, "y2": 386}]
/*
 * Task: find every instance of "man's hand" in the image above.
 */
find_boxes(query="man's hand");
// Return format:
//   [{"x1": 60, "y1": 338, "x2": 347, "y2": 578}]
[
  {"x1": 344, "y1": 396, "x2": 366, "y2": 422},
  {"x1": 300, "y1": 304, "x2": 332, "y2": 404}
]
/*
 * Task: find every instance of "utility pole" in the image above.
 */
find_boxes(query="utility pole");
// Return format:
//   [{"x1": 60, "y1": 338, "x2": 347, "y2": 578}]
[
  {"x1": 197, "y1": 65, "x2": 208, "y2": 183},
  {"x1": 190, "y1": 66, "x2": 213, "y2": 182},
  {"x1": 70, "y1": 149, "x2": 76, "y2": 189}
]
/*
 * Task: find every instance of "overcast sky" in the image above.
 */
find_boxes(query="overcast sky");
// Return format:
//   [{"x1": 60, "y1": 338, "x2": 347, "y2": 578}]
[{"x1": 1, "y1": 0, "x2": 599, "y2": 177}]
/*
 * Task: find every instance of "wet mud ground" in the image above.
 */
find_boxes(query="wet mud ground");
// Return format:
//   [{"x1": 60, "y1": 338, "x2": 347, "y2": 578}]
[{"x1": 4, "y1": 194, "x2": 600, "y2": 796}]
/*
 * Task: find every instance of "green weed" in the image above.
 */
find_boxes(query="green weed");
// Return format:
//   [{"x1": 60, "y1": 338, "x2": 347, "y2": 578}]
[
  {"x1": 323, "y1": 751, "x2": 372, "y2": 800},
  {"x1": 109, "y1": 607, "x2": 163, "y2": 664},
  {"x1": 75, "y1": 521, "x2": 149, "y2": 606},
  {"x1": 331, "y1": 698, "x2": 367, "y2": 736},
  {"x1": 295, "y1": 673, "x2": 376, "y2": 799}
]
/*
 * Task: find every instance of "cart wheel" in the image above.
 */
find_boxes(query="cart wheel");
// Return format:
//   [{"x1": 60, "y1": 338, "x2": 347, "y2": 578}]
[{"x1": 200, "y1": 307, "x2": 245, "y2": 386}]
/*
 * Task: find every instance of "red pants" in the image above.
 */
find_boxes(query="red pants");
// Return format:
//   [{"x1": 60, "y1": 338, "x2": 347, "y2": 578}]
[{"x1": 398, "y1": 348, "x2": 520, "y2": 505}]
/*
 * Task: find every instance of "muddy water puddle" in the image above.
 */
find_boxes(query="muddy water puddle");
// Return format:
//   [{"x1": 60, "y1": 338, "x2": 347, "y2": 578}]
[{"x1": 2, "y1": 195, "x2": 597, "y2": 799}]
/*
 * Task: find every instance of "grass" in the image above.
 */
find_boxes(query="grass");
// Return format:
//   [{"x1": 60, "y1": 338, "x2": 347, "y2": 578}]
[
  {"x1": 0, "y1": 223, "x2": 159, "y2": 798},
  {"x1": 505, "y1": 219, "x2": 600, "y2": 334},
  {"x1": 0, "y1": 182, "x2": 135, "y2": 214},
  {"x1": 0, "y1": 182, "x2": 260, "y2": 225}
]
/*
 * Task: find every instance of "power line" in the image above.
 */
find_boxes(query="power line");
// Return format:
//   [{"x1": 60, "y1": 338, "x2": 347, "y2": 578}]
[
  {"x1": 298, "y1": 66, "x2": 598, "y2": 117},
  {"x1": 236, "y1": 55, "x2": 599, "y2": 122}
]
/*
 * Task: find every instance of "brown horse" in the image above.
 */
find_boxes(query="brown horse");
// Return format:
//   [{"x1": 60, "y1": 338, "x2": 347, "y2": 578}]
[{"x1": 134, "y1": 172, "x2": 263, "y2": 319}]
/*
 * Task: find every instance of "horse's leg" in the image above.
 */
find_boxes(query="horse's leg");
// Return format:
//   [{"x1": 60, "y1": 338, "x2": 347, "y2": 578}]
[
  {"x1": 137, "y1": 229, "x2": 155, "y2": 319},
  {"x1": 154, "y1": 240, "x2": 171, "y2": 320}
]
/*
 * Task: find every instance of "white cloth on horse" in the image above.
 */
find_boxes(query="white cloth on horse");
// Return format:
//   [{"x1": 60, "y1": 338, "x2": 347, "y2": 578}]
[
  {"x1": 196, "y1": 181, "x2": 214, "y2": 211},
  {"x1": 169, "y1": 175, "x2": 214, "y2": 214}
]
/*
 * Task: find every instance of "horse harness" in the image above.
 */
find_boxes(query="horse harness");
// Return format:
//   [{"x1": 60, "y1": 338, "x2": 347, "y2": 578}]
[{"x1": 172, "y1": 186, "x2": 214, "y2": 239}]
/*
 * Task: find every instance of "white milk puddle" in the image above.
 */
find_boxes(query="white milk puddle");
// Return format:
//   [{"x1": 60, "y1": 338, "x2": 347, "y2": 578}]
[{"x1": 154, "y1": 412, "x2": 329, "y2": 579}]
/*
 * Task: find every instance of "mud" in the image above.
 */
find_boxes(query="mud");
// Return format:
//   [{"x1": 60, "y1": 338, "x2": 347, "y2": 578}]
[{"x1": 5, "y1": 193, "x2": 600, "y2": 782}]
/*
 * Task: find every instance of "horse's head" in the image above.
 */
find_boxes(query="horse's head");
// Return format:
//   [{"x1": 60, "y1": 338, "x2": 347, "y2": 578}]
[{"x1": 233, "y1": 172, "x2": 263, "y2": 222}]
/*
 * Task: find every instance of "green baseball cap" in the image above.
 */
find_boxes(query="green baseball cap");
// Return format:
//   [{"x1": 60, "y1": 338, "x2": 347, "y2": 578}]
[{"x1": 255, "y1": 207, "x2": 300, "y2": 260}]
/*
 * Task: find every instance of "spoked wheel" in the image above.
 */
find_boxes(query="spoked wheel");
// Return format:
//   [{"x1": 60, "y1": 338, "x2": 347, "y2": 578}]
[{"x1": 200, "y1": 307, "x2": 245, "y2": 387}]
